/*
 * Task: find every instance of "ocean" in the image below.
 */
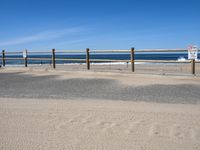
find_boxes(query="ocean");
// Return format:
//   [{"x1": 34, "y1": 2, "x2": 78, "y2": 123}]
[{"x1": 0, "y1": 52, "x2": 199, "y2": 65}]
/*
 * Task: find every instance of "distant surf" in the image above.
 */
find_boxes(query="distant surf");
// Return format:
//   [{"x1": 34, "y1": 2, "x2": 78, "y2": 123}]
[{"x1": 0, "y1": 53, "x2": 199, "y2": 66}]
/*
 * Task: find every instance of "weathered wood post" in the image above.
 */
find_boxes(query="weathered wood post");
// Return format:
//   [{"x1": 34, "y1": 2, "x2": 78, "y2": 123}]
[
  {"x1": 24, "y1": 50, "x2": 28, "y2": 67},
  {"x1": 86, "y1": 48, "x2": 90, "y2": 70},
  {"x1": 2, "y1": 50, "x2": 5, "y2": 66},
  {"x1": 52, "y1": 49, "x2": 56, "y2": 68},
  {"x1": 130, "y1": 47, "x2": 135, "y2": 72},
  {"x1": 191, "y1": 59, "x2": 195, "y2": 75}
]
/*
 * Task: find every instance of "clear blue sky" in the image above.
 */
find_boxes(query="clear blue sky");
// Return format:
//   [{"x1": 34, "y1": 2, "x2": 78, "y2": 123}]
[{"x1": 0, "y1": 0, "x2": 199, "y2": 51}]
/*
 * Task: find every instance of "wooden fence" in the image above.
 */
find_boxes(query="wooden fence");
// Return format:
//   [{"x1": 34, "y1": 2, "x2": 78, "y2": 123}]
[{"x1": 0, "y1": 48, "x2": 199, "y2": 75}]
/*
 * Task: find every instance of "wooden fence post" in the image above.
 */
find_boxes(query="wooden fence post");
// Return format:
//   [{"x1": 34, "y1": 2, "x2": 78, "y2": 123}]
[
  {"x1": 52, "y1": 49, "x2": 56, "y2": 68},
  {"x1": 24, "y1": 50, "x2": 28, "y2": 67},
  {"x1": 2, "y1": 50, "x2": 5, "y2": 66},
  {"x1": 191, "y1": 59, "x2": 195, "y2": 75},
  {"x1": 86, "y1": 48, "x2": 90, "y2": 70},
  {"x1": 130, "y1": 47, "x2": 135, "y2": 72}
]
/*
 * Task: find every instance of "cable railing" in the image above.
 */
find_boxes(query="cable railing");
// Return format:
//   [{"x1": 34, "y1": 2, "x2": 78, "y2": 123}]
[{"x1": 0, "y1": 48, "x2": 199, "y2": 74}]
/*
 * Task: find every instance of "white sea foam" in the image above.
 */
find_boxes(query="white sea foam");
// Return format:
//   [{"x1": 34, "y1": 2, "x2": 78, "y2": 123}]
[
  {"x1": 177, "y1": 56, "x2": 186, "y2": 62},
  {"x1": 93, "y1": 62, "x2": 152, "y2": 65}
]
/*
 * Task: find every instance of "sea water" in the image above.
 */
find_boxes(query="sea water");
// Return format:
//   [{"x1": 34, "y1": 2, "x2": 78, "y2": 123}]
[{"x1": 0, "y1": 52, "x2": 199, "y2": 66}]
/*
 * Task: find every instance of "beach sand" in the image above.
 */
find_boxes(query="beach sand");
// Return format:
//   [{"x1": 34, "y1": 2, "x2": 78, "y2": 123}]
[
  {"x1": 0, "y1": 68, "x2": 200, "y2": 150},
  {"x1": 0, "y1": 99, "x2": 200, "y2": 150}
]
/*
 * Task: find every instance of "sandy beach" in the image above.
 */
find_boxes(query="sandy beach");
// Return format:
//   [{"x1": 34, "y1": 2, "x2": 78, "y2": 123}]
[
  {"x1": 0, "y1": 68, "x2": 200, "y2": 150},
  {"x1": 1, "y1": 0, "x2": 200, "y2": 149}
]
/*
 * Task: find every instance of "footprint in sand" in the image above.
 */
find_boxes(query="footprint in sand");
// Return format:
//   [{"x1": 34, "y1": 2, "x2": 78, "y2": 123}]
[
  {"x1": 169, "y1": 125, "x2": 195, "y2": 139},
  {"x1": 170, "y1": 125, "x2": 185, "y2": 139},
  {"x1": 124, "y1": 121, "x2": 141, "y2": 134},
  {"x1": 54, "y1": 115, "x2": 85, "y2": 129},
  {"x1": 124, "y1": 124, "x2": 135, "y2": 134},
  {"x1": 148, "y1": 123, "x2": 170, "y2": 137},
  {"x1": 194, "y1": 129, "x2": 200, "y2": 141},
  {"x1": 124, "y1": 119, "x2": 150, "y2": 135},
  {"x1": 186, "y1": 127, "x2": 200, "y2": 141},
  {"x1": 83, "y1": 120, "x2": 117, "y2": 132}
]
